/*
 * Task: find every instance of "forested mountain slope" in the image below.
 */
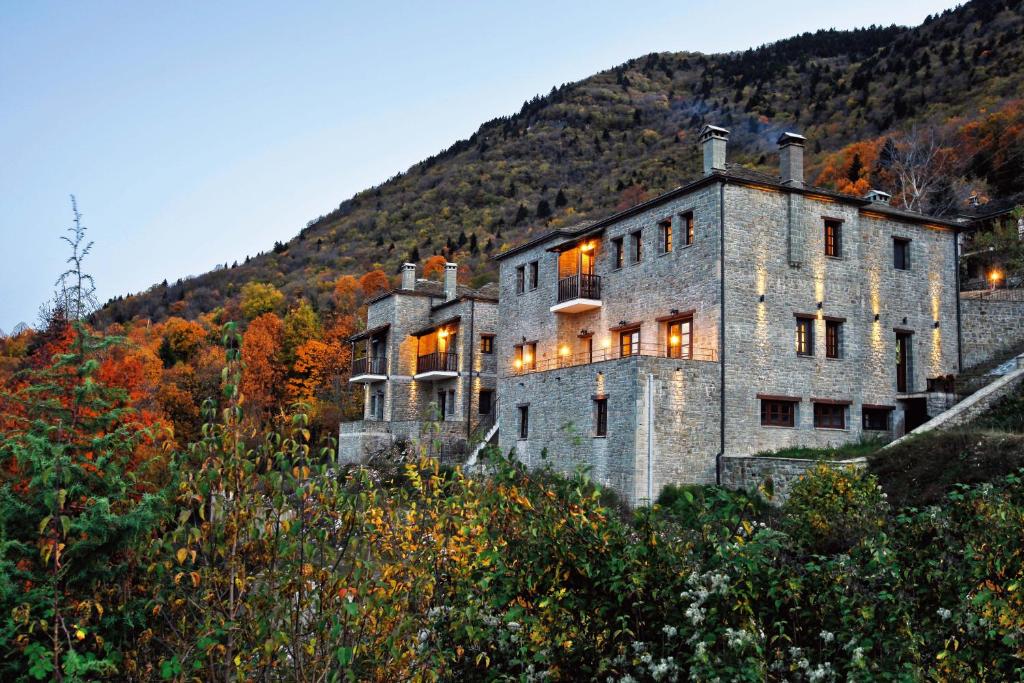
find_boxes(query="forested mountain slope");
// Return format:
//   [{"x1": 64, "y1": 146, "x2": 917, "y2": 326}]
[{"x1": 99, "y1": 0, "x2": 1024, "y2": 325}]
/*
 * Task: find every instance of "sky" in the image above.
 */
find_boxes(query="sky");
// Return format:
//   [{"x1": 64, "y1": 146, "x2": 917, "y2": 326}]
[{"x1": 0, "y1": 0, "x2": 961, "y2": 331}]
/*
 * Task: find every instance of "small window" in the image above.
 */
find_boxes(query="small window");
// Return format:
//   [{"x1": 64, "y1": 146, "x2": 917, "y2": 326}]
[
  {"x1": 814, "y1": 402, "x2": 846, "y2": 430},
  {"x1": 514, "y1": 342, "x2": 536, "y2": 371},
  {"x1": 660, "y1": 219, "x2": 673, "y2": 253},
  {"x1": 760, "y1": 399, "x2": 797, "y2": 427},
  {"x1": 612, "y1": 237, "x2": 624, "y2": 269},
  {"x1": 480, "y1": 334, "x2": 494, "y2": 354},
  {"x1": 515, "y1": 265, "x2": 525, "y2": 294},
  {"x1": 479, "y1": 389, "x2": 493, "y2": 416},
  {"x1": 631, "y1": 231, "x2": 642, "y2": 263},
  {"x1": 824, "y1": 219, "x2": 842, "y2": 257},
  {"x1": 893, "y1": 238, "x2": 911, "y2": 270},
  {"x1": 436, "y1": 390, "x2": 447, "y2": 419},
  {"x1": 666, "y1": 318, "x2": 692, "y2": 359},
  {"x1": 620, "y1": 328, "x2": 640, "y2": 357},
  {"x1": 825, "y1": 320, "x2": 842, "y2": 359},
  {"x1": 518, "y1": 405, "x2": 529, "y2": 439},
  {"x1": 370, "y1": 391, "x2": 385, "y2": 420},
  {"x1": 529, "y1": 260, "x2": 539, "y2": 290},
  {"x1": 796, "y1": 316, "x2": 814, "y2": 356},
  {"x1": 683, "y1": 212, "x2": 694, "y2": 246},
  {"x1": 595, "y1": 397, "x2": 608, "y2": 437},
  {"x1": 862, "y1": 406, "x2": 891, "y2": 431}
]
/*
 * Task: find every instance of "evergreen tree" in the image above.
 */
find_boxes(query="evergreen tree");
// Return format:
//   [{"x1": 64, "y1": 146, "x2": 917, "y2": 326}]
[
  {"x1": 536, "y1": 199, "x2": 552, "y2": 219},
  {"x1": 555, "y1": 189, "x2": 567, "y2": 207}
]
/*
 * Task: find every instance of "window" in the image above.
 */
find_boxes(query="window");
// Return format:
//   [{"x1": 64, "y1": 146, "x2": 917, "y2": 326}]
[
  {"x1": 620, "y1": 328, "x2": 640, "y2": 357},
  {"x1": 666, "y1": 318, "x2": 692, "y2": 359},
  {"x1": 518, "y1": 405, "x2": 529, "y2": 439},
  {"x1": 824, "y1": 219, "x2": 842, "y2": 257},
  {"x1": 760, "y1": 398, "x2": 797, "y2": 427},
  {"x1": 371, "y1": 390, "x2": 385, "y2": 420},
  {"x1": 612, "y1": 237, "x2": 624, "y2": 269},
  {"x1": 515, "y1": 265, "x2": 525, "y2": 293},
  {"x1": 683, "y1": 212, "x2": 694, "y2": 246},
  {"x1": 631, "y1": 230, "x2": 642, "y2": 263},
  {"x1": 825, "y1": 320, "x2": 842, "y2": 359},
  {"x1": 514, "y1": 342, "x2": 536, "y2": 371},
  {"x1": 796, "y1": 316, "x2": 814, "y2": 356},
  {"x1": 447, "y1": 389, "x2": 456, "y2": 416},
  {"x1": 479, "y1": 389, "x2": 493, "y2": 416},
  {"x1": 814, "y1": 402, "x2": 847, "y2": 430},
  {"x1": 862, "y1": 406, "x2": 892, "y2": 431},
  {"x1": 893, "y1": 238, "x2": 911, "y2": 270},
  {"x1": 660, "y1": 219, "x2": 673, "y2": 253},
  {"x1": 480, "y1": 334, "x2": 494, "y2": 354},
  {"x1": 595, "y1": 397, "x2": 608, "y2": 437},
  {"x1": 529, "y1": 260, "x2": 539, "y2": 289},
  {"x1": 436, "y1": 390, "x2": 447, "y2": 419}
]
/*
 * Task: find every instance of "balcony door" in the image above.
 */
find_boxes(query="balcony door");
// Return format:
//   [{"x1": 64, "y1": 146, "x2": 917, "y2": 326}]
[{"x1": 896, "y1": 331, "x2": 913, "y2": 393}]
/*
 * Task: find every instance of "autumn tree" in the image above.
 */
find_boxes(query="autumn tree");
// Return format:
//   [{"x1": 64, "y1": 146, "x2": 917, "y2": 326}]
[
  {"x1": 239, "y1": 281, "x2": 284, "y2": 320},
  {"x1": 157, "y1": 316, "x2": 207, "y2": 367},
  {"x1": 282, "y1": 299, "x2": 321, "y2": 366},
  {"x1": 423, "y1": 255, "x2": 447, "y2": 279},
  {"x1": 358, "y1": 270, "x2": 390, "y2": 300},
  {"x1": 333, "y1": 274, "x2": 360, "y2": 312},
  {"x1": 240, "y1": 312, "x2": 284, "y2": 416}
]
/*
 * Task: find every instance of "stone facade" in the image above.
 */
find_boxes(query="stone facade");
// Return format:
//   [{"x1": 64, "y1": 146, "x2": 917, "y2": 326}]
[
  {"x1": 337, "y1": 266, "x2": 499, "y2": 464},
  {"x1": 719, "y1": 455, "x2": 867, "y2": 505},
  {"x1": 495, "y1": 126, "x2": 961, "y2": 504}
]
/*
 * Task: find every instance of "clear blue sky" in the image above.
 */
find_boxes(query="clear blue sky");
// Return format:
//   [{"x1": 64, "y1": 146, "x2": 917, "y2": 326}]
[{"x1": 0, "y1": 0, "x2": 959, "y2": 331}]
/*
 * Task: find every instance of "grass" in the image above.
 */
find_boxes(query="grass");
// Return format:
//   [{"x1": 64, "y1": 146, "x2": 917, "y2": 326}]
[{"x1": 751, "y1": 439, "x2": 884, "y2": 461}]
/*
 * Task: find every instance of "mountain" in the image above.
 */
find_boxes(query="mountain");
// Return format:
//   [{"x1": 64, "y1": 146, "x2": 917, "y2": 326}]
[{"x1": 98, "y1": 0, "x2": 1024, "y2": 326}]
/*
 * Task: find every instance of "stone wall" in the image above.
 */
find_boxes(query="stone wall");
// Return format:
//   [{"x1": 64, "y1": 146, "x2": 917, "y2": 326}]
[
  {"x1": 720, "y1": 455, "x2": 867, "y2": 505},
  {"x1": 722, "y1": 185, "x2": 959, "y2": 455},
  {"x1": 960, "y1": 294, "x2": 1024, "y2": 369}
]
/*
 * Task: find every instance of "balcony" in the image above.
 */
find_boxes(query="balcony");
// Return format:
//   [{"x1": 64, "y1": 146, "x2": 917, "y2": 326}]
[
  {"x1": 511, "y1": 342, "x2": 717, "y2": 376},
  {"x1": 349, "y1": 356, "x2": 387, "y2": 383},
  {"x1": 550, "y1": 273, "x2": 602, "y2": 314},
  {"x1": 415, "y1": 351, "x2": 458, "y2": 380}
]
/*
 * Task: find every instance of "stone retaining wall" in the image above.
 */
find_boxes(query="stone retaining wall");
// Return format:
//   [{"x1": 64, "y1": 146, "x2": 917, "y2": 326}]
[
  {"x1": 960, "y1": 295, "x2": 1024, "y2": 369},
  {"x1": 720, "y1": 455, "x2": 867, "y2": 505}
]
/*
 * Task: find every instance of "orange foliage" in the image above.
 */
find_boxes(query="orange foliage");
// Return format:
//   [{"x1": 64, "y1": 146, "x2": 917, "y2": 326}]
[
  {"x1": 158, "y1": 317, "x2": 208, "y2": 364},
  {"x1": 423, "y1": 255, "x2": 447, "y2": 279},
  {"x1": 359, "y1": 270, "x2": 391, "y2": 299},
  {"x1": 241, "y1": 313, "x2": 284, "y2": 415},
  {"x1": 813, "y1": 137, "x2": 886, "y2": 197},
  {"x1": 333, "y1": 274, "x2": 360, "y2": 312},
  {"x1": 615, "y1": 184, "x2": 649, "y2": 211}
]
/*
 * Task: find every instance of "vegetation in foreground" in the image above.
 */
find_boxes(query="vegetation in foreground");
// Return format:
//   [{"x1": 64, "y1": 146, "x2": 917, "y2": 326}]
[{"x1": 2, "y1": 301, "x2": 1024, "y2": 682}]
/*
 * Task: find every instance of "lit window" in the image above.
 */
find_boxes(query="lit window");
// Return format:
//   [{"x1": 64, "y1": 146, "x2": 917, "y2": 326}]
[
  {"x1": 660, "y1": 219, "x2": 672, "y2": 253},
  {"x1": 666, "y1": 318, "x2": 692, "y2": 359},
  {"x1": 824, "y1": 219, "x2": 842, "y2": 257},
  {"x1": 796, "y1": 316, "x2": 814, "y2": 356},
  {"x1": 620, "y1": 328, "x2": 640, "y2": 357},
  {"x1": 612, "y1": 237, "x2": 624, "y2": 269},
  {"x1": 631, "y1": 231, "x2": 642, "y2": 263},
  {"x1": 683, "y1": 212, "x2": 694, "y2": 246},
  {"x1": 480, "y1": 334, "x2": 494, "y2": 354},
  {"x1": 514, "y1": 342, "x2": 536, "y2": 371},
  {"x1": 529, "y1": 260, "x2": 539, "y2": 289},
  {"x1": 825, "y1": 320, "x2": 842, "y2": 359}
]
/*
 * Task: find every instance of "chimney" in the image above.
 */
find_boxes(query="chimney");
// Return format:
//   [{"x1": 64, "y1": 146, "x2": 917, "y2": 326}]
[
  {"x1": 444, "y1": 262, "x2": 458, "y2": 301},
  {"x1": 777, "y1": 132, "x2": 806, "y2": 187},
  {"x1": 401, "y1": 263, "x2": 416, "y2": 290},
  {"x1": 864, "y1": 189, "x2": 892, "y2": 205},
  {"x1": 699, "y1": 124, "x2": 730, "y2": 175}
]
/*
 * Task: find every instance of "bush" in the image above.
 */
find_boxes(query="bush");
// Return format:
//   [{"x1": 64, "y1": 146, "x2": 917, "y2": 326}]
[{"x1": 782, "y1": 464, "x2": 888, "y2": 554}]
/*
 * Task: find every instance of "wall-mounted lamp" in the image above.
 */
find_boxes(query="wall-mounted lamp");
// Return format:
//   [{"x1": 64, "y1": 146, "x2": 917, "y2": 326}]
[
  {"x1": 934, "y1": 321, "x2": 940, "y2": 329},
  {"x1": 670, "y1": 308, "x2": 679, "y2": 314},
  {"x1": 521, "y1": 335, "x2": 527, "y2": 344},
  {"x1": 758, "y1": 294, "x2": 765, "y2": 303},
  {"x1": 618, "y1": 320, "x2": 627, "y2": 327},
  {"x1": 874, "y1": 313, "x2": 880, "y2": 322},
  {"x1": 816, "y1": 301, "x2": 823, "y2": 309},
  {"x1": 902, "y1": 317, "x2": 908, "y2": 325}
]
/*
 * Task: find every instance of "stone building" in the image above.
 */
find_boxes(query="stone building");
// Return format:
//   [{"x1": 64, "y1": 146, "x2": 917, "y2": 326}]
[
  {"x1": 494, "y1": 125, "x2": 962, "y2": 505},
  {"x1": 337, "y1": 262, "x2": 499, "y2": 462}
]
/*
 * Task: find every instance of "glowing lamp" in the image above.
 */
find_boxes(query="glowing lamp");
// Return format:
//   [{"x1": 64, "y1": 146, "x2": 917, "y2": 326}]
[
  {"x1": 514, "y1": 359, "x2": 523, "y2": 370},
  {"x1": 559, "y1": 345, "x2": 570, "y2": 356},
  {"x1": 438, "y1": 329, "x2": 448, "y2": 338},
  {"x1": 580, "y1": 241, "x2": 595, "y2": 252},
  {"x1": 670, "y1": 335, "x2": 681, "y2": 346},
  {"x1": 523, "y1": 353, "x2": 533, "y2": 363}
]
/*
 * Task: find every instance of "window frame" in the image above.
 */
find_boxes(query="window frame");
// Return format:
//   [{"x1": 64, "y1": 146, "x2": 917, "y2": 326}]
[
  {"x1": 612, "y1": 237, "x2": 624, "y2": 269},
  {"x1": 480, "y1": 334, "x2": 494, "y2": 354},
  {"x1": 518, "y1": 404, "x2": 529, "y2": 439},
  {"x1": 813, "y1": 401, "x2": 847, "y2": 430},
  {"x1": 594, "y1": 396, "x2": 608, "y2": 437},
  {"x1": 666, "y1": 317, "x2": 693, "y2": 359},
  {"x1": 515, "y1": 265, "x2": 525, "y2": 294},
  {"x1": 619, "y1": 327, "x2": 640, "y2": 357},
  {"x1": 825, "y1": 319, "x2": 843, "y2": 359},
  {"x1": 479, "y1": 389, "x2": 493, "y2": 416},
  {"x1": 514, "y1": 342, "x2": 537, "y2": 371},
  {"x1": 862, "y1": 405, "x2": 892, "y2": 431},
  {"x1": 682, "y1": 211, "x2": 695, "y2": 246},
  {"x1": 824, "y1": 218, "x2": 842, "y2": 258},
  {"x1": 528, "y1": 260, "x2": 539, "y2": 290},
  {"x1": 759, "y1": 397, "x2": 798, "y2": 428},
  {"x1": 893, "y1": 237, "x2": 911, "y2": 270},
  {"x1": 795, "y1": 315, "x2": 814, "y2": 356},
  {"x1": 631, "y1": 230, "x2": 642, "y2": 263},
  {"x1": 659, "y1": 218, "x2": 673, "y2": 254}
]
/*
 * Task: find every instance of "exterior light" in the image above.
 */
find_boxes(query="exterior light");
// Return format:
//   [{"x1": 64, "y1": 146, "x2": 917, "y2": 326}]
[
  {"x1": 670, "y1": 335, "x2": 681, "y2": 345},
  {"x1": 759, "y1": 294, "x2": 765, "y2": 303},
  {"x1": 816, "y1": 301, "x2": 823, "y2": 309},
  {"x1": 670, "y1": 308, "x2": 679, "y2": 314},
  {"x1": 990, "y1": 270, "x2": 1003, "y2": 289},
  {"x1": 902, "y1": 317, "x2": 908, "y2": 325},
  {"x1": 559, "y1": 345, "x2": 570, "y2": 356},
  {"x1": 934, "y1": 321, "x2": 940, "y2": 329},
  {"x1": 874, "y1": 313, "x2": 880, "y2": 322},
  {"x1": 619, "y1": 320, "x2": 627, "y2": 327},
  {"x1": 580, "y1": 241, "x2": 595, "y2": 252},
  {"x1": 514, "y1": 358, "x2": 523, "y2": 370},
  {"x1": 438, "y1": 329, "x2": 448, "y2": 338},
  {"x1": 523, "y1": 352, "x2": 533, "y2": 363}
]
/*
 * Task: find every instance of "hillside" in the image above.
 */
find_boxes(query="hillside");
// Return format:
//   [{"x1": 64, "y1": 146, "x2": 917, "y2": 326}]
[{"x1": 98, "y1": 0, "x2": 1024, "y2": 326}]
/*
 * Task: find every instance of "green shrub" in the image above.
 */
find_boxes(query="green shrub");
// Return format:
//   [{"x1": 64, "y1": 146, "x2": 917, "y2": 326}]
[{"x1": 782, "y1": 464, "x2": 888, "y2": 554}]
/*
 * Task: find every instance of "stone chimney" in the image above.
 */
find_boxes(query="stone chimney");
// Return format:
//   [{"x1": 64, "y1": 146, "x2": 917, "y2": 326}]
[
  {"x1": 864, "y1": 189, "x2": 892, "y2": 205},
  {"x1": 444, "y1": 262, "x2": 458, "y2": 301},
  {"x1": 777, "y1": 132, "x2": 806, "y2": 187},
  {"x1": 401, "y1": 263, "x2": 416, "y2": 290},
  {"x1": 699, "y1": 124, "x2": 730, "y2": 176}
]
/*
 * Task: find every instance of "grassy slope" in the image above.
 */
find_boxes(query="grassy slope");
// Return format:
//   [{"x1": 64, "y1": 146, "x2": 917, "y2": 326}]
[{"x1": 98, "y1": 0, "x2": 1024, "y2": 325}]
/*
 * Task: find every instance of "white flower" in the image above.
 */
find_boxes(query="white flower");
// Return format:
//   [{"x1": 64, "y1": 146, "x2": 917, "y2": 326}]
[
  {"x1": 662, "y1": 625, "x2": 678, "y2": 638},
  {"x1": 937, "y1": 608, "x2": 952, "y2": 621},
  {"x1": 820, "y1": 630, "x2": 835, "y2": 643}
]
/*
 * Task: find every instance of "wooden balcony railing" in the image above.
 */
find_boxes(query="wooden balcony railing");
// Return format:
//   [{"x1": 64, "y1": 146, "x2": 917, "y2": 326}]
[
  {"x1": 351, "y1": 356, "x2": 387, "y2": 376},
  {"x1": 557, "y1": 273, "x2": 601, "y2": 303},
  {"x1": 416, "y1": 351, "x2": 458, "y2": 374},
  {"x1": 511, "y1": 342, "x2": 716, "y2": 375}
]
